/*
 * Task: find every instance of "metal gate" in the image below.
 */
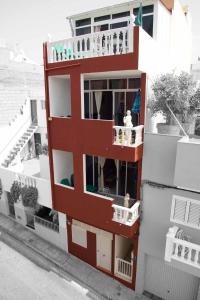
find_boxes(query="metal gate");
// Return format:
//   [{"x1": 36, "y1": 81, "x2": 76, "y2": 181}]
[{"x1": 144, "y1": 255, "x2": 199, "y2": 300}]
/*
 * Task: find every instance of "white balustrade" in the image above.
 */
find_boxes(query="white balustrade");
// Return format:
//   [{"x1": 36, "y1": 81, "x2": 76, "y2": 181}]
[
  {"x1": 165, "y1": 226, "x2": 200, "y2": 270},
  {"x1": 15, "y1": 173, "x2": 36, "y2": 187},
  {"x1": 47, "y1": 26, "x2": 133, "y2": 63},
  {"x1": 112, "y1": 200, "x2": 140, "y2": 226},
  {"x1": 115, "y1": 257, "x2": 133, "y2": 281},
  {"x1": 113, "y1": 125, "x2": 144, "y2": 147}
]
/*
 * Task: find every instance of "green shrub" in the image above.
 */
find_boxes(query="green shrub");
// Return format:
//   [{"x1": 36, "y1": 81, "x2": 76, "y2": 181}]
[{"x1": 21, "y1": 185, "x2": 38, "y2": 208}]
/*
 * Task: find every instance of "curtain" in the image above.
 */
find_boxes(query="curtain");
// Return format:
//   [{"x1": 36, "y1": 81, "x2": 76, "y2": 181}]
[
  {"x1": 99, "y1": 157, "x2": 106, "y2": 191},
  {"x1": 95, "y1": 91, "x2": 102, "y2": 119}
]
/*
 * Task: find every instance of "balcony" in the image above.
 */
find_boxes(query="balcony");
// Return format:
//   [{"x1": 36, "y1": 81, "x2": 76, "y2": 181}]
[
  {"x1": 165, "y1": 226, "x2": 200, "y2": 276},
  {"x1": 112, "y1": 200, "x2": 140, "y2": 226},
  {"x1": 47, "y1": 26, "x2": 133, "y2": 63},
  {"x1": 113, "y1": 125, "x2": 143, "y2": 147}
]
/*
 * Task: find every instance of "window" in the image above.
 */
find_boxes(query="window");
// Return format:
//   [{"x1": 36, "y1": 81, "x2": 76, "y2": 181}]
[
  {"x1": 76, "y1": 27, "x2": 91, "y2": 36},
  {"x1": 133, "y1": 5, "x2": 154, "y2": 37},
  {"x1": 72, "y1": 224, "x2": 87, "y2": 248},
  {"x1": 112, "y1": 11, "x2": 130, "y2": 19},
  {"x1": 40, "y1": 100, "x2": 45, "y2": 110},
  {"x1": 94, "y1": 15, "x2": 110, "y2": 22},
  {"x1": 76, "y1": 18, "x2": 91, "y2": 27},
  {"x1": 170, "y1": 195, "x2": 200, "y2": 229},
  {"x1": 110, "y1": 21, "x2": 128, "y2": 30}
]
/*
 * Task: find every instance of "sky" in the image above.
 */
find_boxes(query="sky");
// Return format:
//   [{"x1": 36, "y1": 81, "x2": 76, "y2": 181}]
[{"x1": 0, "y1": 0, "x2": 199, "y2": 65}]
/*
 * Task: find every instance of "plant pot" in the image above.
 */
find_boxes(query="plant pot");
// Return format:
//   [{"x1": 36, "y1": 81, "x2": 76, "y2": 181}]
[{"x1": 157, "y1": 123, "x2": 180, "y2": 135}]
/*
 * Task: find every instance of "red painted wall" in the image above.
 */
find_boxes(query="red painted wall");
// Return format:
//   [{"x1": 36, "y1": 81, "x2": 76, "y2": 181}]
[
  {"x1": 43, "y1": 25, "x2": 145, "y2": 239},
  {"x1": 67, "y1": 220, "x2": 96, "y2": 267}
]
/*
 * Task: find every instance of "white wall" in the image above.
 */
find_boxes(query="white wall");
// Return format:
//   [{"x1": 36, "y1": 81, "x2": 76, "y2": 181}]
[
  {"x1": 142, "y1": 133, "x2": 179, "y2": 186},
  {"x1": 39, "y1": 155, "x2": 50, "y2": 180},
  {"x1": 169, "y1": 0, "x2": 192, "y2": 73},
  {"x1": 37, "y1": 99, "x2": 47, "y2": 128},
  {"x1": 174, "y1": 138, "x2": 200, "y2": 192},
  {"x1": 49, "y1": 76, "x2": 71, "y2": 117},
  {"x1": 52, "y1": 150, "x2": 73, "y2": 185}
]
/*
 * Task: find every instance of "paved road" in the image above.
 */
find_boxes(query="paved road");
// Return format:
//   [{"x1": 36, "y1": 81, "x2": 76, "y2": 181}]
[{"x1": 0, "y1": 235, "x2": 101, "y2": 300}]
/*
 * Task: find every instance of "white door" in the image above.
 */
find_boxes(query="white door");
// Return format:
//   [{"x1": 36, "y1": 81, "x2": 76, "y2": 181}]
[
  {"x1": 144, "y1": 255, "x2": 199, "y2": 300},
  {"x1": 96, "y1": 232, "x2": 112, "y2": 272}
]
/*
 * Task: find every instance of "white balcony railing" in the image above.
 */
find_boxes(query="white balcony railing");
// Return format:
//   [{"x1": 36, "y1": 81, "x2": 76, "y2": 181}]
[
  {"x1": 47, "y1": 26, "x2": 133, "y2": 63},
  {"x1": 165, "y1": 226, "x2": 200, "y2": 270},
  {"x1": 112, "y1": 200, "x2": 140, "y2": 226},
  {"x1": 34, "y1": 215, "x2": 59, "y2": 232},
  {"x1": 115, "y1": 257, "x2": 133, "y2": 281},
  {"x1": 113, "y1": 125, "x2": 143, "y2": 147}
]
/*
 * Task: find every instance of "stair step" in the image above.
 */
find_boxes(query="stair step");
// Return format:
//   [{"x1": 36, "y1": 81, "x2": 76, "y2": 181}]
[
  {"x1": 13, "y1": 147, "x2": 20, "y2": 151},
  {"x1": 27, "y1": 129, "x2": 34, "y2": 133},
  {"x1": 24, "y1": 133, "x2": 31, "y2": 136}
]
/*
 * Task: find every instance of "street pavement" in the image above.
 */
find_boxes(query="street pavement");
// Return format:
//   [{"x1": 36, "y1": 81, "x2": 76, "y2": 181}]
[
  {"x1": 0, "y1": 213, "x2": 148, "y2": 300},
  {"x1": 0, "y1": 240, "x2": 97, "y2": 300}
]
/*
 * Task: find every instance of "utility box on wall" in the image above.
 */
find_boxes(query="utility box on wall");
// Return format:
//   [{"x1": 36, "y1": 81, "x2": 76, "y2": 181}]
[{"x1": 174, "y1": 137, "x2": 200, "y2": 192}]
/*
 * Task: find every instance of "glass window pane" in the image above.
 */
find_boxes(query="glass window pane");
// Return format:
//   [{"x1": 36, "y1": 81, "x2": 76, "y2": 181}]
[
  {"x1": 133, "y1": 5, "x2": 154, "y2": 15},
  {"x1": 126, "y1": 162, "x2": 138, "y2": 199},
  {"x1": 86, "y1": 155, "x2": 93, "y2": 186},
  {"x1": 91, "y1": 80, "x2": 107, "y2": 90},
  {"x1": 84, "y1": 80, "x2": 89, "y2": 90},
  {"x1": 103, "y1": 159, "x2": 116, "y2": 194},
  {"x1": 114, "y1": 92, "x2": 125, "y2": 126},
  {"x1": 94, "y1": 24, "x2": 109, "y2": 32},
  {"x1": 110, "y1": 21, "x2": 128, "y2": 29},
  {"x1": 118, "y1": 161, "x2": 126, "y2": 196},
  {"x1": 112, "y1": 11, "x2": 130, "y2": 19},
  {"x1": 76, "y1": 18, "x2": 91, "y2": 27},
  {"x1": 76, "y1": 27, "x2": 91, "y2": 36},
  {"x1": 94, "y1": 15, "x2": 110, "y2": 22},
  {"x1": 143, "y1": 15, "x2": 153, "y2": 37},
  {"x1": 84, "y1": 92, "x2": 90, "y2": 119},
  {"x1": 109, "y1": 79, "x2": 127, "y2": 89},
  {"x1": 129, "y1": 78, "x2": 141, "y2": 89}
]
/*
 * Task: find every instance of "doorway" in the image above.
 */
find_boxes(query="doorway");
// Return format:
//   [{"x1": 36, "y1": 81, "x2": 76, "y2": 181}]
[{"x1": 96, "y1": 231, "x2": 112, "y2": 272}]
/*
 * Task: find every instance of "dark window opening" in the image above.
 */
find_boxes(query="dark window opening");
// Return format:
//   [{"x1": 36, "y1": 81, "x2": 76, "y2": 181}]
[
  {"x1": 133, "y1": 5, "x2": 154, "y2": 15},
  {"x1": 94, "y1": 15, "x2": 111, "y2": 22},
  {"x1": 129, "y1": 78, "x2": 141, "y2": 89},
  {"x1": 143, "y1": 15, "x2": 153, "y2": 37},
  {"x1": 112, "y1": 11, "x2": 130, "y2": 19},
  {"x1": 110, "y1": 21, "x2": 128, "y2": 29},
  {"x1": 76, "y1": 18, "x2": 91, "y2": 27},
  {"x1": 109, "y1": 79, "x2": 127, "y2": 89},
  {"x1": 91, "y1": 80, "x2": 107, "y2": 90},
  {"x1": 76, "y1": 27, "x2": 91, "y2": 36}
]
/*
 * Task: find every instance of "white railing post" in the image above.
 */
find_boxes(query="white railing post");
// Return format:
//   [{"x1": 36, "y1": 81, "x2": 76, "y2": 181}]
[{"x1": 165, "y1": 226, "x2": 179, "y2": 262}]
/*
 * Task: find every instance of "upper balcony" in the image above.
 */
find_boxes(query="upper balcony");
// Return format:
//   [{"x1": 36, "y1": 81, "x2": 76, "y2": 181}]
[{"x1": 47, "y1": 25, "x2": 133, "y2": 64}]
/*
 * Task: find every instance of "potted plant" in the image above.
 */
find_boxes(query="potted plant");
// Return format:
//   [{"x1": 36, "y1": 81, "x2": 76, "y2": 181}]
[
  {"x1": 10, "y1": 181, "x2": 21, "y2": 203},
  {"x1": 21, "y1": 185, "x2": 38, "y2": 215},
  {"x1": 149, "y1": 72, "x2": 198, "y2": 135}
]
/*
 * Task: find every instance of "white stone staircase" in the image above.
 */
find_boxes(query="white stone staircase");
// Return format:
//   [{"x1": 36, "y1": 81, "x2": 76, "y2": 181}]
[{"x1": 1, "y1": 124, "x2": 38, "y2": 168}]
